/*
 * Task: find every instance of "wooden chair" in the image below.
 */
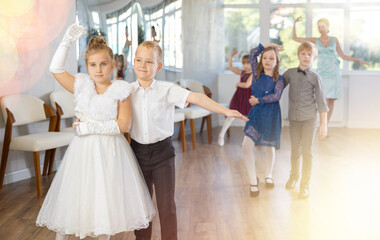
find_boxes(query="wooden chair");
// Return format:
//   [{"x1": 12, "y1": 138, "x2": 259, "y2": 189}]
[
  {"x1": 0, "y1": 95, "x2": 73, "y2": 197},
  {"x1": 47, "y1": 90, "x2": 76, "y2": 176},
  {"x1": 177, "y1": 79, "x2": 213, "y2": 150}
]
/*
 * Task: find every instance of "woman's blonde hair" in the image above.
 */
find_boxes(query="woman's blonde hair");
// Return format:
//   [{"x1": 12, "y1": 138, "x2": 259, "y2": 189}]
[
  {"x1": 85, "y1": 37, "x2": 114, "y2": 64},
  {"x1": 317, "y1": 18, "x2": 330, "y2": 33},
  {"x1": 254, "y1": 47, "x2": 281, "y2": 83}
]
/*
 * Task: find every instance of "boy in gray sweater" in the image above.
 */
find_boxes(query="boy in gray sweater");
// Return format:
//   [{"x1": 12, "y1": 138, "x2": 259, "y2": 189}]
[{"x1": 283, "y1": 41, "x2": 328, "y2": 199}]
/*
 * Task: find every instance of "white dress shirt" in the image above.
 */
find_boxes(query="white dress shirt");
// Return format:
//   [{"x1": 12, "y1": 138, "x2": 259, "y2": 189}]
[{"x1": 129, "y1": 79, "x2": 190, "y2": 144}]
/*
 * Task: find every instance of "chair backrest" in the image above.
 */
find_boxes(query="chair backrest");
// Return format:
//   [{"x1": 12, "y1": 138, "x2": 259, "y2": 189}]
[
  {"x1": 179, "y1": 79, "x2": 206, "y2": 94},
  {"x1": 1, "y1": 95, "x2": 47, "y2": 126},
  {"x1": 49, "y1": 90, "x2": 75, "y2": 119}
]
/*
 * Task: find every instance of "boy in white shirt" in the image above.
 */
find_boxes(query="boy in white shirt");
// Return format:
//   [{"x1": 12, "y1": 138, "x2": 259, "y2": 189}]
[{"x1": 130, "y1": 41, "x2": 248, "y2": 240}]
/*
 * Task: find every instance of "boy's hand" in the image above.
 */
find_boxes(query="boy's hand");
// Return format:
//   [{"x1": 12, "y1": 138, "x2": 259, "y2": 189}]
[
  {"x1": 225, "y1": 110, "x2": 249, "y2": 122},
  {"x1": 230, "y1": 50, "x2": 238, "y2": 57},
  {"x1": 319, "y1": 123, "x2": 328, "y2": 140},
  {"x1": 249, "y1": 95, "x2": 259, "y2": 106}
]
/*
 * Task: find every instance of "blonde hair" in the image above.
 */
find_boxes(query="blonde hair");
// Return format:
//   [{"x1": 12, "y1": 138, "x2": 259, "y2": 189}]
[
  {"x1": 298, "y1": 41, "x2": 318, "y2": 57},
  {"x1": 85, "y1": 37, "x2": 114, "y2": 64},
  {"x1": 254, "y1": 47, "x2": 281, "y2": 83},
  {"x1": 317, "y1": 18, "x2": 330, "y2": 28},
  {"x1": 317, "y1": 18, "x2": 330, "y2": 33},
  {"x1": 136, "y1": 41, "x2": 163, "y2": 63},
  {"x1": 241, "y1": 55, "x2": 250, "y2": 64}
]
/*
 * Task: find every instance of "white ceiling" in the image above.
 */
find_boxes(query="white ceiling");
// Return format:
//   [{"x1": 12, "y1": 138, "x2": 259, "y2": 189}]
[{"x1": 87, "y1": 0, "x2": 162, "y2": 8}]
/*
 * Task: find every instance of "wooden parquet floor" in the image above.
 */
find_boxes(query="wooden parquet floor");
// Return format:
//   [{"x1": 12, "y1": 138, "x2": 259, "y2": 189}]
[{"x1": 1, "y1": 126, "x2": 380, "y2": 240}]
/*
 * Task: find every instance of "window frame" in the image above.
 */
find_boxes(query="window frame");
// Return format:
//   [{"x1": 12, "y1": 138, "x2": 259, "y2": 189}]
[{"x1": 223, "y1": 0, "x2": 380, "y2": 74}]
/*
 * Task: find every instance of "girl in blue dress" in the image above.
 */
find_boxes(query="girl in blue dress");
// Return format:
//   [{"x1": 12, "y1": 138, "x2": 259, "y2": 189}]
[
  {"x1": 243, "y1": 43, "x2": 285, "y2": 197},
  {"x1": 293, "y1": 17, "x2": 368, "y2": 123}
]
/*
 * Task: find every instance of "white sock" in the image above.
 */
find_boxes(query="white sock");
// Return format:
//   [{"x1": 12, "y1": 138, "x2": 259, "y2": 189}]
[
  {"x1": 242, "y1": 136, "x2": 258, "y2": 185},
  {"x1": 98, "y1": 235, "x2": 111, "y2": 240},
  {"x1": 263, "y1": 146, "x2": 275, "y2": 179},
  {"x1": 55, "y1": 233, "x2": 69, "y2": 240},
  {"x1": 218, "y1": 117, "x2": 234, "y2": 139}
]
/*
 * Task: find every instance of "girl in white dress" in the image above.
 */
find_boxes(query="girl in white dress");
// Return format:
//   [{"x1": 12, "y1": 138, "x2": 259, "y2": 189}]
[{"x1": 36, "y1": 24, "x2": 155, "y2": 240}]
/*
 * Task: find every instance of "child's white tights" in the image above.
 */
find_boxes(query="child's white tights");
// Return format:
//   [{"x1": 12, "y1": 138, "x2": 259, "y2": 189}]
[
  {"x1": 218, "y1": 118, "x2": 234, "y2": 146},
  {"x1": 242, "y1": 136, "x2": 275, "y2": 184},
  {"x1": 55, "y1": 233, "x2": 110, "y2": 240}
]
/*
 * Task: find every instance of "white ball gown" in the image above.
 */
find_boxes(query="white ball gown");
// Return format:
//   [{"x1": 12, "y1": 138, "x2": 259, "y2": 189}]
[{"x1": 36, "y1": 74, "x2": 155, "y2": 239}]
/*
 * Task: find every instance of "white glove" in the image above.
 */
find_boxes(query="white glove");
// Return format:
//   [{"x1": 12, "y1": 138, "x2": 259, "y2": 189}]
[
  {"x1": 50, "y1": 23, "x2": 87, "y2": 73},
  {"x1": 75, "y1": 120, "x2": 120, "y2": 136}
]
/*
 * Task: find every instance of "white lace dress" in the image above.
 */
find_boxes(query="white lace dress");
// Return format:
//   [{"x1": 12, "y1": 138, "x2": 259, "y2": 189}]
[{"x1": 36, "y1": 74, "x2": 155, "y2": 239}]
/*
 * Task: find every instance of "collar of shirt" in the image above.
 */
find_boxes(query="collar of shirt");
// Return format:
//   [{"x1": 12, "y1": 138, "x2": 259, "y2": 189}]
[
  {"x1": 297, "y1": 67, "x2": 311, "y2": 75},
  {"x1": 135, "y1": 79, "x2": 157, "y2": 91}
]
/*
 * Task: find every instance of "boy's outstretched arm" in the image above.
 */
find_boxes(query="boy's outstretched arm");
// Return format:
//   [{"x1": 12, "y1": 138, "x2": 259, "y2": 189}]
[{"x1": 186, "y1": 92, "x2": 248, "y2": 121}]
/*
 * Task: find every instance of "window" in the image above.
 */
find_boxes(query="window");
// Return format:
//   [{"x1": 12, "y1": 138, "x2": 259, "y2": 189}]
[
  {"x1": 349, "y1": 6, "x2": 380, "y2": 70},
  {"x1": 270, "y1": 7, "x2": 306, "y2": 69},
  {"x1": 143, "y1": 0, "x2": 182, "y2": 70},
  {"x1": 224, "y1": 8, "x2": 260, "y2": 69},
  {"x1": 224, "y1": 0, "x2": 258, "y2": 4},
  {"x1": 163, "y1": 0, "x2": 182, "y2": 69}
]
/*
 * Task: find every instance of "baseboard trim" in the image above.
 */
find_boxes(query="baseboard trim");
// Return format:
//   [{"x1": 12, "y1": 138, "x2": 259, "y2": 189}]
[{"x1": 3, "y1": 160, "x2": 61, "y2": 185}]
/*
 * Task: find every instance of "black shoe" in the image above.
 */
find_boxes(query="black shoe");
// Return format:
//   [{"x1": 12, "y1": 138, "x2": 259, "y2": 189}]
[
  {"x1": 285, "y1": 178, "x2": 297, "y2": 189},
  {"x1": 250, "y1": 178, "x2": 259, "y2": 197},
  {"x1": 265, "y1": 177, "x2": 275, "y2": 188},
  {"x1": 298, "y1": 187, "x2": 310, "y2": 199}
]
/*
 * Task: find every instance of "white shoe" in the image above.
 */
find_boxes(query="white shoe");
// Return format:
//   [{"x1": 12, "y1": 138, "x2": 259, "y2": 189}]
[{"x1": 218, "y1": 136, "x2": 224, "y2": 146}]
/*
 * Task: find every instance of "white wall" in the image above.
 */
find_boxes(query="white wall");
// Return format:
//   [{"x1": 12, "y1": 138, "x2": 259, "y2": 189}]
[
  {"x1": 182, "y1": 0, "x2": 224, "y2": 99},
  {"x1": 0, "y1": 0, "x2": 77, "y2": 185}
]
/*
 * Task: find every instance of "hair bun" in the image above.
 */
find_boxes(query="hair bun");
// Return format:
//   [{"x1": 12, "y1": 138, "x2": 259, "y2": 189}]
[{"x1": 88, "y1": 37, "x2": 108, "y2": 48}]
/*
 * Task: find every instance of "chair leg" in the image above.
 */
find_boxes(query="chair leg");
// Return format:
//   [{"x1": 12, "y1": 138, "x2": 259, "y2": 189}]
[
  {"x1": 206, "y1": 115, "x2": 212, "y2": 144},
  {"x1": 42, "y1": 149, "x2": 51, "y2": 176},
  {"x1": 178, "y1": 119, "x2": 186, "y2": 140},
  {"x1": 200, "y1": 117, "x2": 206, "y2": 134},
  {"x1": 48, "y1": 148, "x2": 57, "y2": 175},
  {"x1": 190, "y1": 119, "x2": 196, "y2": 150},
  {"x1": 180, "y1": 120, "x2": 186, "y2": 152},
  {"x1": 33, "y1": 152, "x2": 43, "y2": 198},
  {"x1": 0, "y1": 142, "x2": 10, "y2": 188}
]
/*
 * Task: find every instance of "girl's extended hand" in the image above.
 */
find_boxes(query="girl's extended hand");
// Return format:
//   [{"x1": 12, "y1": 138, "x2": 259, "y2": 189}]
[
  {"x1": 294, "y1": 16, "x2": 303, "y2": 23},
  {"x1": 230, "y1": 50, "x2": 238, "y2": 58},
  {"x1": 249, "y1": 95, "x2": 259, "y2": 106},
  {"x1": 225, "y1": 109, "x2": 249, "y2": 122},
  {"x1": 72, "y1": 119, "x2": 81, "y2": 131},
  {"x1": 63, "y1": 23, "x2": 87, "y2": 45}
]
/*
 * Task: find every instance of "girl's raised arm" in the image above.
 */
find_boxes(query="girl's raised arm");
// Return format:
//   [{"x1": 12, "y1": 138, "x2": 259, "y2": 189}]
[
  {"x1": 228, "y1": 50, "x2": 243, "y2": 75},
  {"x1": 50, "y1": 24, "x2": 87, "y2": 93}
]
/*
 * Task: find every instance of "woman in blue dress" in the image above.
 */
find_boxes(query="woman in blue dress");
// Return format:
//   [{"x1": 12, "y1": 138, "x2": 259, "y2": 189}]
[
  {"x1": 293, "y1": 17, "x2": 368, "y2": 123},
  {"x1": 243, "y1": 43, "x2": 285, "y2": 197}
]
